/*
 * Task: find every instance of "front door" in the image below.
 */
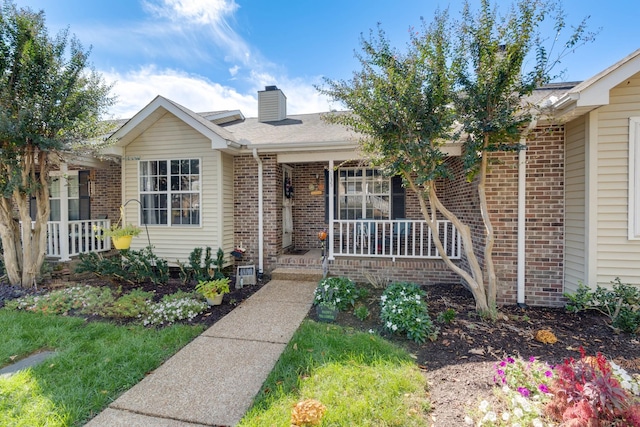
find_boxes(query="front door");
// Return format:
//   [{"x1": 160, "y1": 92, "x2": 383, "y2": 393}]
[{"x1": 282, "y1": 166, "x2": 293, "y2": 248}]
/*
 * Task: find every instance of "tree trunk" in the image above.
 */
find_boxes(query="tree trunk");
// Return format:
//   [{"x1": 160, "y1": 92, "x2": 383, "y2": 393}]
[
  {"x1": 404, "y1": 174, "x2": 491, "y2": 315},
  {"x1": 0, "y1": 198, "x2": 22, "y2": 285}
]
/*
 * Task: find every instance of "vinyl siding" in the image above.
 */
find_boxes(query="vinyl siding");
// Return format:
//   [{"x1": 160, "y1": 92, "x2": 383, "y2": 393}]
[
  {"x1": 596, "y1": 74, "x2": 640, "y2": 285},
  {"x1": 564, "y1": 116, "x2": 586, "y2": 293},
  {"x1": 121, "y1": 111, "x2": 231, "y2": 263}
]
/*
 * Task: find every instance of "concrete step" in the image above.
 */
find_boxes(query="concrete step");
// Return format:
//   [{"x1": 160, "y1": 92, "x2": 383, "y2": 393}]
[{"x1": 271, "y1": 268, "x2": 323, "y2": 282}]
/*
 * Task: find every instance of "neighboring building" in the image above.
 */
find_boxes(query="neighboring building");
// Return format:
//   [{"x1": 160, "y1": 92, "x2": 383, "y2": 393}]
[{"x1": 44, "y1": 49, "x2": 640, "y2": 307}]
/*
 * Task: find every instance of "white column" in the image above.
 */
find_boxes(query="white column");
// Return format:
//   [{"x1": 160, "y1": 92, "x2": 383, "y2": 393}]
[
  {"x1": 59, "y1": 163, "x2": 70, "y2": 261},
  {"x1": 328, "y1": 160, "x2": 335, "y2": 260}
]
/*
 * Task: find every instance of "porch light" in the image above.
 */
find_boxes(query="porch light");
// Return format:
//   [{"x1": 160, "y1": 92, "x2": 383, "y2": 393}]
[{"x1": 309, "y1": 174, "x2": 323, "y2": 195}]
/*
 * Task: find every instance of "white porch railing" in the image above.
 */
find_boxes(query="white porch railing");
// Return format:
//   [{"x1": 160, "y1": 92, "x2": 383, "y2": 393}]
[
  {"x1": 22, "y1": 219, "x2": 112, "y2": 260},
  {"x1": 333, "y1": 219, "x2": 461, "y2": 259}
]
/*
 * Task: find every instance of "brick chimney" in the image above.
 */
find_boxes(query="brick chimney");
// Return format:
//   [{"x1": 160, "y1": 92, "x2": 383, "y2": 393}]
[{"x1": 258, "y1": 86, "x2": 286, "y2": 122}]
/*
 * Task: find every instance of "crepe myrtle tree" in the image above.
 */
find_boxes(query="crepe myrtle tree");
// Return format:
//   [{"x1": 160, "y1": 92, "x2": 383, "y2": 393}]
[
  {"x1": 0, "y1": 1, "x2": 114, "y2": 287},
  {"x1": 319, "y1": 0, "x2": 595, "y2": 317}
]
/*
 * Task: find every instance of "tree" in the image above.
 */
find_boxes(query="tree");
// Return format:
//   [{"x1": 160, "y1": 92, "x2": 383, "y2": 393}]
[
  {"x1": 0, "y1": 1, "x2": 114, "y2": 287},
  {"x1": 319, "y1": 0, "x2": 595, "y2": 317}
]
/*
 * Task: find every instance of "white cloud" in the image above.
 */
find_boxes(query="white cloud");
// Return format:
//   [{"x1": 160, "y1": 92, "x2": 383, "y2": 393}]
[
  {"x1": 143, "y1": 0, "x2": 238, "y2": 26},
  {"x1": 103, "y1": 66, "x2": 258, "y2": 118},
  {"x1": 141, "y1": 0, "x2": 251, "y2": 66},
  {"x1": 103, "y1": 66, "x2": 336, "y2": 119}
]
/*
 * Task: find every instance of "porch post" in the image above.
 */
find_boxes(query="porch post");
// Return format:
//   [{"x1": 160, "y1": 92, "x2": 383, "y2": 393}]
[
  {"x1": 328, "y1": 160, "x2": 335, "y2": 260},
  {"x1": 59, "y1": 163, "x2": 71, "y2": 261},
  {"x1": 517, "y1": 118, "x2": 537, "y2": 306}
]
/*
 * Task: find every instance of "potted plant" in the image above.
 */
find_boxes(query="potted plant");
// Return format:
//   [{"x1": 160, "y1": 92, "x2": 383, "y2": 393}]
[
  {"x1": 196, "y1": 277, "x2": 231, "y2": 306},
  {"x1": 96, "y1": 223, "x2": 142, "y2": 250}
]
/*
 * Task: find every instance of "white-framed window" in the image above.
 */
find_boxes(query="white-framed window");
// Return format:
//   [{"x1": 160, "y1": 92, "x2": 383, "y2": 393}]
[
  {"x1": 338, "y1": 168, "x2": 390, "y2": 220},
  {"x1": 49, "y1": 172, "x2": 80, "y2": 221},
  {"x1": 629, "y1": 117, "x2": 640, "y2": 239},
  {"x1": 139, "y1": 159, "x2": 201, "y2": 226}
]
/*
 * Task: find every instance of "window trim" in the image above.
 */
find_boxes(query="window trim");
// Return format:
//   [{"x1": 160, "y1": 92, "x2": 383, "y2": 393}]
[
  {"x1": 138, "y1": 158, "x2": 202, "y2": 227},
  {"x1": 629, "y1": 117, "x2": 640, "y2": 239},
  {"x1": 337, "y1": 167, "x2": 391, "y2": 220}
]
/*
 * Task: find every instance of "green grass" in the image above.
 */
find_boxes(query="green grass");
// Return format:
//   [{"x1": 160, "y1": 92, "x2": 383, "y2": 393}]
[
  {"x1": 238, "y1": 320, "x2": 430, "y2": 426},
  {"x1": 0, "y1": 309, "x2": 203, "y2": 426}
]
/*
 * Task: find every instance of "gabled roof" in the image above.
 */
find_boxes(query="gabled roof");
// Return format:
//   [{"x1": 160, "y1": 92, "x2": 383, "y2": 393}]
[
  {"x1": 108, "y1": 95, "x2": 240, "y2": 150},
  {"x1": 553, "y1": 48, "x2": 640, "y2": 119}
]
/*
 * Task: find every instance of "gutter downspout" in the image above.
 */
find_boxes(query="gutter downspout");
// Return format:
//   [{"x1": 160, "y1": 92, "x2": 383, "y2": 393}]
[
  {"x1": 517, "y1": 118, "x2": 538, "y2": 307},
  {"x1": 252, "y1": 149, "x2": 264, "y2": 275}
]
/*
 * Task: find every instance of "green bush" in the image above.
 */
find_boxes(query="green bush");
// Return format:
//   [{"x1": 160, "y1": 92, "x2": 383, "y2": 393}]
[
  {"x1": 313, "y1": 277, "x2": 361, "y2": 311},
  {"x1": 76, "y1": 246, "x2": 169, "y2": 285},
  {"x1": 101, "y1": 288, "x2": 154, "y2": 319},
  {"x1": 564, "y1": 278, "x2": 640, "y2": 334},
  {"x1": 178, "y1": 247, "x2": 226, "y2": 283},
  {"x1": 380, "y1": 282, "x2": 437, "y2": 343},
  {"x1": 5, "y1": 285, "x2": 115, "y2": 316}
]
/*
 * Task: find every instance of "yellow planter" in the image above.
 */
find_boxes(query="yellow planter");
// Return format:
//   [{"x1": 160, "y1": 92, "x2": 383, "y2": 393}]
[{"x1": 112, "y1": 235, "x2": 133, "y2": 250}]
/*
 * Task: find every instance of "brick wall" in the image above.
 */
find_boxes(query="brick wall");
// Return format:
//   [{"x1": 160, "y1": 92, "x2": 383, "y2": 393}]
[
  {"x1": 92, "y1": 161, "x2": 122, "y2": 221},
  {"x1": 483, "y1": 125, "x2": 565, "y2": 307},
  {"x1": 234, "y1": 127, "x2": 565, "y2": 307}
]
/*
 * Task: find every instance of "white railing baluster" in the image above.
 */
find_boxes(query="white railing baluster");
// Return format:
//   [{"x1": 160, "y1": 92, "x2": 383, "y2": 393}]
[{"x1": 331, "y1": 218, "x2": 460, "y2": 260}]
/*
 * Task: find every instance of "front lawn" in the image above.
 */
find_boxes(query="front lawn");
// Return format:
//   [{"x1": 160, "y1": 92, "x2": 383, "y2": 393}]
[
  {"x1": 238, "y1": 320, "x2": 430, "y2": 426},
  {"x1": 0, "y1": 309, "x2": 203, "y2": 426}
]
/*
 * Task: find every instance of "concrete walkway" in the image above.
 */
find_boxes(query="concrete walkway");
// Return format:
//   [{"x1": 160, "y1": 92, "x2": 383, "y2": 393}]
[{"x1": 86, "y1": 279, "x2": 317, "y2": 427}]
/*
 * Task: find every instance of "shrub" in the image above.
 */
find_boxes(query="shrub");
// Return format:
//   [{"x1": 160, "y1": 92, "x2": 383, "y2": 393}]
[
  {"x1": 545, "y1": 348, "x2": 640, "y2": 425},
  {"x1": 380, "y1": 282, "x2": 437, "y2": 343},
  {"x1": 142, "y1": 292, "x2": 208, "y2": 326},
  {"x1": 100, "y1": 288, "x2": 153, "y2": 319},
  {"x1": 5, "y1": 285, "x2": 115, "y2": 316},
  {"x1": 353, "y1": 304, "x2": 370, "y2": 321},
  {"x1": 565, "y1": 278, "x2": 640, "y2": 334},
  {"x1": 313, "y1": 277, "x2": 360, "y2": 311},
  {"x1": 177, "y1": 247, "x2": 227, "y2": 284},
  {"x1": 76, "y1": 246, "x2": 169, "y2": 285},
  {"x1": 436, "y1": 308, "x2": 456, "y2": 324}
]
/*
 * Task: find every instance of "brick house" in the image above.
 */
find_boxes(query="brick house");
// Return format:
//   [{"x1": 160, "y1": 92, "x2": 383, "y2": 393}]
[{"x1": 48, "y1": 49, "x2": 640, "y2": 307}]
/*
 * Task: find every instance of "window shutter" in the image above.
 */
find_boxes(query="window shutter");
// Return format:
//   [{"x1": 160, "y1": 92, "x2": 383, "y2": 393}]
[
  {"x1": 324, "y1": 169, "x2": 338, "y2": 223},
  {"x1": 78, "y1": 170, "x2": 91, "y2": 220},
  {"x1": 391, "y1": 175, "x2": 405, "y2": 219}
]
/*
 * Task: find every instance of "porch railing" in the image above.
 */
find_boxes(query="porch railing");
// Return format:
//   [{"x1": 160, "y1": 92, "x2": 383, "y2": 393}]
[
  {"x1": 22, "y1": 219, "x2": 112, "y2": 260},
  {"x1": 333, "y1": 219, "x2": 461, "y2": 259}
]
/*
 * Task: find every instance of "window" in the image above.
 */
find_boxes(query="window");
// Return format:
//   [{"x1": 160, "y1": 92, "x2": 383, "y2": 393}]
[
  {"x1": 338, "y1": 168, "x2": 390, "y2": 220},
  {"x1": 139, "y1": 159, "x2": 201, "y2": 226},
  {"x1": 30, "y1": 171, "x2": 90, "y2": 222},
  {"x1": 629, "y1": 117, "x2": 640, "y2": 239}
]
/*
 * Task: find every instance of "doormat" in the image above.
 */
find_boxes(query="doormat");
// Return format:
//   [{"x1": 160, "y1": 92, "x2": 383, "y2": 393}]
[{"x1": 287, "y1": 249, "x2": 308, "y2": 255}]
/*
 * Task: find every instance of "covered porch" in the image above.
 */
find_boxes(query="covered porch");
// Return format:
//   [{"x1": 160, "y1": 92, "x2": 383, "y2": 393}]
[{"x1": 25, "y1": 157, "x2": 122, "y2": 261}]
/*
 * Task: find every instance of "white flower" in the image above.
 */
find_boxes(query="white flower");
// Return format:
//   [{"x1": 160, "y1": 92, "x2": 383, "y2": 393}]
[
  {"x1": 502, "y1": 412, "x2": 510, "y2": 421},
  {"x1": 481, "y1": 411, "x2": 497, "y2": 423},
  {"x1": 391, "y1": 324, "x2": 398, "y2": 331},
  {"x1": 368, "y1": 329, "x2": 374, "y2": 334},
  {"x1": 513, "y1": 407, "x2": 523, "y2": 418},
  {"x1": 464, "y1": 415, "x2": 474, "y2": 425},
  {"x1": 532, "y1": 419, "x2": 543, "y2": 427},
  {"x1": 479, "y1": 400, "x2": 489, "y2": 413}
]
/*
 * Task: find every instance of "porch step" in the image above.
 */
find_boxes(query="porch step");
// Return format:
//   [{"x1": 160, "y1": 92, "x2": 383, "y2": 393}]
[{"x1": 271, "y1": 268, "x2": 323, "y2": 282}]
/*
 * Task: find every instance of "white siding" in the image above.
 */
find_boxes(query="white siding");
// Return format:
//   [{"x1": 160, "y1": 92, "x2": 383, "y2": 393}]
[
  {"x1": 564, "y1": 116, "x2": 586, "y2": 293},
  {"x1": 121, "y1": 111, "x2": 232, "y2": 263},
  {"x1": 596, "y1": 74, "x2": 640, "y2": 285}
]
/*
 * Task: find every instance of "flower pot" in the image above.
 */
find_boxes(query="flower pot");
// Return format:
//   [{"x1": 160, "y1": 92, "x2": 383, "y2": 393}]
[
  {"x1": 207, "y1": 294, "x2": 224, "y2": 306},
  {"x1": 112, "y1": 235, "x2": 133, "y2": 250},
  {"x1": 316, "y1": 305, "x2": 338, "y2": 322}
]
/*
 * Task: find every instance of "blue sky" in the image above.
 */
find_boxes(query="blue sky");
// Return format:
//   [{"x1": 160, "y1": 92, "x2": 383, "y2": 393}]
[{"x1": 14, "y1": 0, "x2": 640, "y2": 119}]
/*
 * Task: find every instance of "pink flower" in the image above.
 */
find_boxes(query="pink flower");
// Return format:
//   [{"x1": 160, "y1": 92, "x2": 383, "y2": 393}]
[
  {"x1": 538, "y1": 384, "x2": 550, "y2": 393},
  {"x1": 517, "y1": 387, "x2": 531, "y2": 397}
]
